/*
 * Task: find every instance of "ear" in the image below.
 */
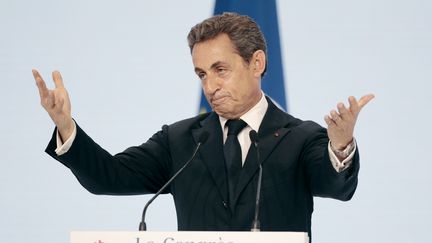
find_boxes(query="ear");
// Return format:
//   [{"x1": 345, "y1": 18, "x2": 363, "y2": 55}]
[{"x1": 250, "y1": 50, "x2": 266, "y2": 78}]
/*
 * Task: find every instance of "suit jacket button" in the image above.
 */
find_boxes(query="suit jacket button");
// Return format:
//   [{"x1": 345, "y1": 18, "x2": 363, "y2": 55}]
[{"x1": 222, "y1": 201, "x2": 228, "y2": 209}]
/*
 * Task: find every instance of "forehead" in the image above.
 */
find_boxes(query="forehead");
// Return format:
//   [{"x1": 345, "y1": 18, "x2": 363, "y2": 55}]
[{"x1": 191, "y1": 34, "x2": 240, "y2": 68}]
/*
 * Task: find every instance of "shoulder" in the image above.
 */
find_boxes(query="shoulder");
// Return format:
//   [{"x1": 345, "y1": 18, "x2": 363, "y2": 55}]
[
  {"x1": 155, "y1": 112, "x2": 216, "y2": 143},
  {"x1": 288, "y1": 115, "x2": 326, "y2": 138},
  {"x1": 267, "y1": 98, "x2": 324, "y2": 133},
  {"x1": 167, "y1": 112, "x2": 213, "y2": 131}
]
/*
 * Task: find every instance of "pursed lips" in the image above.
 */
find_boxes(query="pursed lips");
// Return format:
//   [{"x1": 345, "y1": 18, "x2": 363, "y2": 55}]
[{"x1": 211, "y1": 93, "x2": 230, "y2": 106}]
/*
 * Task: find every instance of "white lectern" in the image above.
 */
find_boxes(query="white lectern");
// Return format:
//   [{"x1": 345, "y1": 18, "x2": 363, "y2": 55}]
[{"x1": 71, "y1": 231, "x2": 309, "y2": 243}]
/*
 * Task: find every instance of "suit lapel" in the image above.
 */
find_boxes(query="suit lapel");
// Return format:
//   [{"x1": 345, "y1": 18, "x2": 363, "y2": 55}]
[
  {"x1": 232, "y1": 98, "x2": 294, "y2": 205},
  {"x1": 191, "y1": 112, "x2": 229, "y2": 204}
]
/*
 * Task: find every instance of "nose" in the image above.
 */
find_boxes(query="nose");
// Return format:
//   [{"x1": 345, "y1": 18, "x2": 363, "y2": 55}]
[{"x1": 203, "y1": 73, "x2": 221, "y2": 95}]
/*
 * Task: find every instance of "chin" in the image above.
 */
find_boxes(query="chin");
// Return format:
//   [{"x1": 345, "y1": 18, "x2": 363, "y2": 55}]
[
  {"x1": 213, "y1": 108, "x2": 225, "y2": 116},
  {"x1": 214, "y1": 109, "x2": 231, "y2": 119},
  {"x1": 218, "y1": 112, "x2": 238, "y2": 119}
]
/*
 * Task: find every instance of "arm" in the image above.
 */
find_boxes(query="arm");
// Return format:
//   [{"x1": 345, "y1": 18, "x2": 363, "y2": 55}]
[
  {"x1": 34, "y1": 69, "x2": 172, "y2": 195},
  {"x1": 301, "y1": 124, "x2": 360, "y2": 201},
  {"x1": 303, "y1": 94, "x2": 374, "y2": 200},
  {"x1": 45, "y1": 123, "x2": 173, "y2": 195}
]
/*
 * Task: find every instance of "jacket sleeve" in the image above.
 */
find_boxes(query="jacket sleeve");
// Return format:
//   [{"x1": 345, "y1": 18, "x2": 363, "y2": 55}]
[
  {"x1": 300, "y1": 121, "x2": 360, "y2": 201},
  {"x1": 45, "y1": 123, "x2": 173, "y2": 195}
]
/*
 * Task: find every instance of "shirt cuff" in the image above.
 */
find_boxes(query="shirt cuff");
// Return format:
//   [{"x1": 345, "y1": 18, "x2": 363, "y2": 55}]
[
  {"x1": 328, "y1": 139, "x2": 357, "y2": 173},
  {"x1": 55, "y1": 121, "x2": 77, "y2": 156}
]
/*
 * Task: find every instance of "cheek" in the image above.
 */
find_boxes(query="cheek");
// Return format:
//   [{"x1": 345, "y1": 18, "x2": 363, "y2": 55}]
[
  {"x1": 223, "y1": 76, "x2": 240, "y2": 94},
  {"x1": 231, "y1": 80, "x2": 249, "y2": 98}
]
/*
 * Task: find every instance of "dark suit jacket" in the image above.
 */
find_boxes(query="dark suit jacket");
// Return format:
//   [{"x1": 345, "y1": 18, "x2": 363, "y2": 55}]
[{"x1": 46, "y1": 97, "x2": 359, "y2": 237}]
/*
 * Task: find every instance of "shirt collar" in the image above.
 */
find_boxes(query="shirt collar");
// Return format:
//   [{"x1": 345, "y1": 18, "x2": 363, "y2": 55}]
[{"x1": 219, "y1": 91, "x2": 268, "y2": 132}]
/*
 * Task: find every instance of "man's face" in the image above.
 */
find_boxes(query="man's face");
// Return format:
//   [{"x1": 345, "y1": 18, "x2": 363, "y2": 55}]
[{"x1": 192, "y1": 34, "x2": 262, "y2": 119}]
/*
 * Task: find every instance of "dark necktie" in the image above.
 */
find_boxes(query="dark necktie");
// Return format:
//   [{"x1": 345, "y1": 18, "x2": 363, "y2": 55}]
[{"x1": 224, "y1": 119, "x2": 247, "y2": 211}]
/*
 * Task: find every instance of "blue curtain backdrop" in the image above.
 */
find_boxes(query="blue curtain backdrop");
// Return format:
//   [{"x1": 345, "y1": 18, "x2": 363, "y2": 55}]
[{"x1": 198, "y1": 0, "x2": 287, "y2": 113}]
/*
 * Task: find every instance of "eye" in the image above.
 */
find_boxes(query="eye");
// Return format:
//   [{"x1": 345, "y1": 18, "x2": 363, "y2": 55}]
[
  {"x1": 197, "y1": 72, "x2": 206, "y2": 80},
  {"x1": 217, "y1": 67, "x2": 227, "y2": 75},
  {"x1": 217, "y1": 67, "x2": 226, "y2": 74}
]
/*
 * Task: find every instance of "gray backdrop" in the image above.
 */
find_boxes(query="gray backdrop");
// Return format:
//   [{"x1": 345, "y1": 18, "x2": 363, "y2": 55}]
[{"x1": 1, "y1": 0, "x2": 431, "y2": 242}]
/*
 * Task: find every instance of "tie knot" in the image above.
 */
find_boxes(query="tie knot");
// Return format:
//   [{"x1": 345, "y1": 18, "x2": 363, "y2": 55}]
[{"x1": 226, "y1": 119, "x2": 247, "y2": 136}]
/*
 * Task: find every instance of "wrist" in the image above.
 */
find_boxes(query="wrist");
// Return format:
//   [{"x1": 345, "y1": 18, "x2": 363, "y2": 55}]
[
  {"x1": 57, "y1": 118, "x2": 74, "y2": 142},
  {"x1": 330, "y1": 138, "x2": 353, "y2": 150},
  {"x1": 330, "y1": 139, "x2": 355, "y2": 159}
]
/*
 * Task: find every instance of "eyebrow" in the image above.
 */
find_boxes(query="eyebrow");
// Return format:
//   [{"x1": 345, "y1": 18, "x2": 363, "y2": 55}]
[
  {"x1": 210, "y1": 61, "x2": 225, "y2": 70},
  {"x1": 194, "y1": 61, "x2": 227, "y2": 74}
]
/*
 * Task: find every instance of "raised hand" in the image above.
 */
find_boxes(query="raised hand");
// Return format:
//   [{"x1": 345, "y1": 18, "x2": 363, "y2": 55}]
[
  {"x1": 33, "y1": 69, "x2": 74, "y2": 141},
  {"x1": 324, "y1": 94, "x2": 375, "y2": 150}
]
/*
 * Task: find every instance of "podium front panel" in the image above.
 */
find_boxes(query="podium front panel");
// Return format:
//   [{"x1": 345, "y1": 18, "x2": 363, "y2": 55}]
[{"x1": 71, "y1": 231, "x2": 309, "y2": 243}]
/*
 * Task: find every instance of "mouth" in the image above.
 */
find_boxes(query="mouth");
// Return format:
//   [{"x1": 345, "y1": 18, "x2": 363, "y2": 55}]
[{"x1": 211, "y1": 95, "x2": 229, "y2": 106}]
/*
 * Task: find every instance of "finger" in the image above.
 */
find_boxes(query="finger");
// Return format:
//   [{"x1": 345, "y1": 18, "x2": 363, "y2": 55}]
[
  {"x1": 330, "y1": 109, "x2": 343, "y2": 125},
  {"x1": 52, "y1": 70, "x2": 65, "y2": 88},
  {"x1": 33, "y1": 69, "x2": 49, "y2": 98},
  {"x1": 337, "y1": 102, "x2": 351, "y2": 120},
  {"x1": 324, "y1": 115, "x2": 335, "y2": 127},
  {"x1": 358, "y1": 93, "x2": 375, "y2": 109},
  {"x1": 348, "y1": 96, "x2": 360, "y2": 115}
]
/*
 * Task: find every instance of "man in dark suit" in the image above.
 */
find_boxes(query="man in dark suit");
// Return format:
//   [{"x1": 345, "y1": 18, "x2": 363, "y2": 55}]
[{"x1": 33, "y1": 13, "x2": 374, "y2": 238}]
